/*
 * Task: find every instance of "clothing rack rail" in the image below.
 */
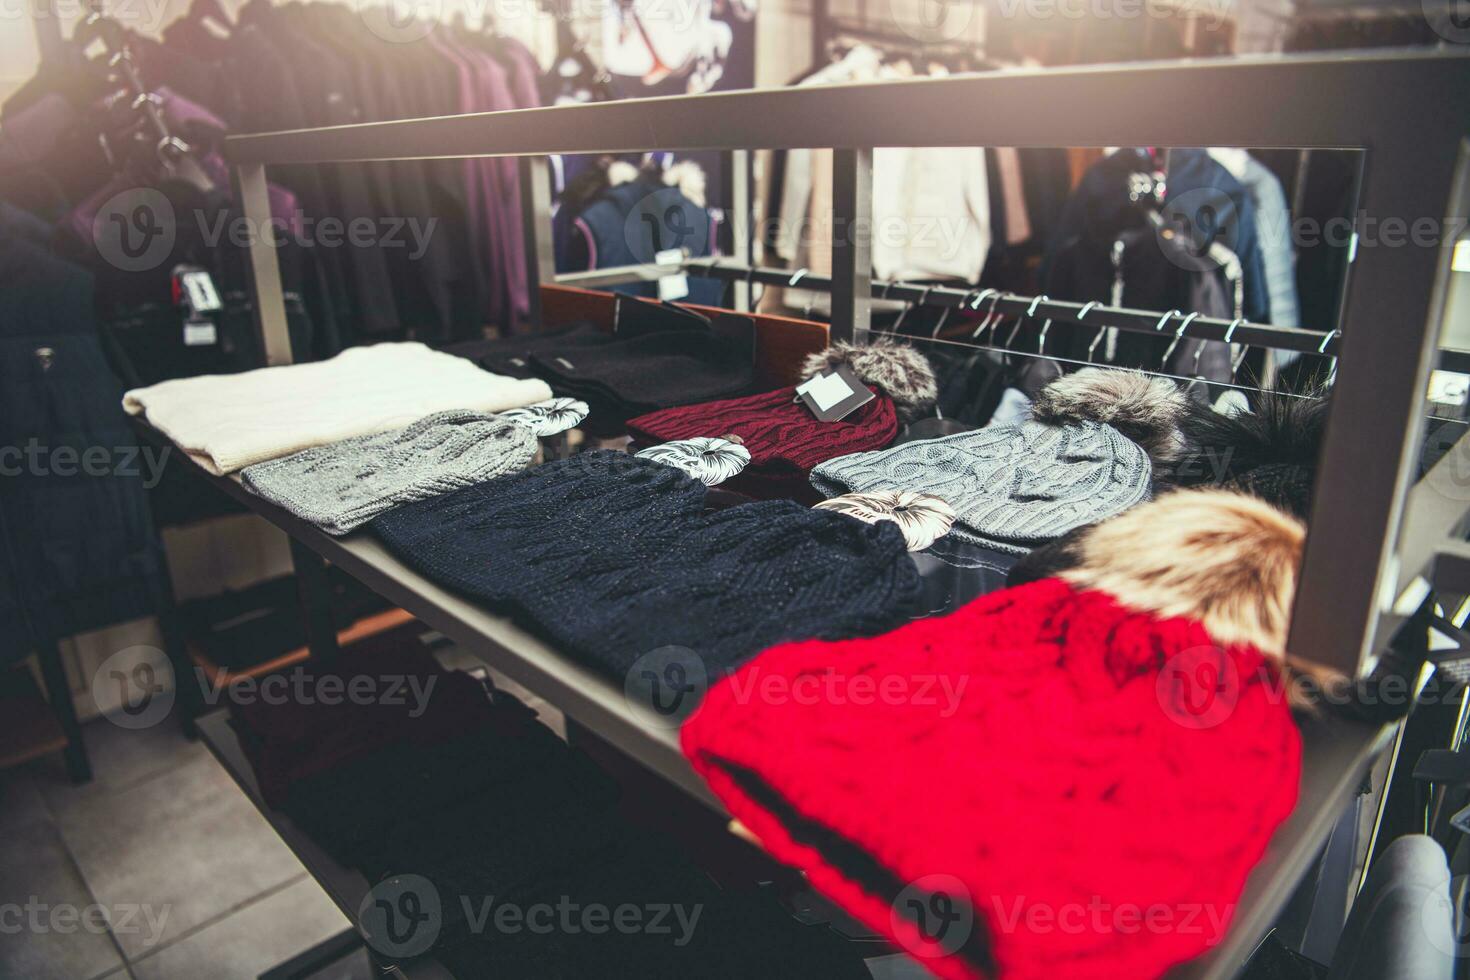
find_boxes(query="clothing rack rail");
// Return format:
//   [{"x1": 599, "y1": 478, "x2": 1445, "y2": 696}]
[
  {"x1": 203, "y1": 50, "x2": 1470, "y2": 980},
  {"x1": 678, "y1": 257, "x2": 1342, "y2": 356}
]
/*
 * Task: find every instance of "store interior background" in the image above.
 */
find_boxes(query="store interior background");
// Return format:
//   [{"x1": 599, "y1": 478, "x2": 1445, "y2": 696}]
[
  {"x1": 0, "y1": 0, "x2": 1382, "y2": 730},
  {"x1": 0, "y1": 1, "x2": 1456, "y2": 979}
]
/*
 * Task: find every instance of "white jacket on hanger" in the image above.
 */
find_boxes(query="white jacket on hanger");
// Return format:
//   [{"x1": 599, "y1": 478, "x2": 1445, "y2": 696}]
[{"x1": 770, "y1": 49, "x2": 990, "y2": 315}]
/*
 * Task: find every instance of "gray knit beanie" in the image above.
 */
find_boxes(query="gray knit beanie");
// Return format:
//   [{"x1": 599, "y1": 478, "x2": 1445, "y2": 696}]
[
  {"x1": 242, "y1": 409, "x2": 538, "y2": 535},
  {"x1": 810, "y1": 369, "x2": 1187, "y2": 555}
]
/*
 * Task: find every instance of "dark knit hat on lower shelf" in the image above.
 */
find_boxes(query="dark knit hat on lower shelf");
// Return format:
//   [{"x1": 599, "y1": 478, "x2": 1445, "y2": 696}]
[
  {"x1": 810, "y1": 368, "x2": 1189, "y2": 554},
  {"x1": 370, "y1": 451, "x2": 922, "y2": 686},
  {"x1": 682, "y1": 489, "x2": 1333, "y2": 980},
  {"x1": 626, "y1": 340, "x2": 936, "y2": 500}
]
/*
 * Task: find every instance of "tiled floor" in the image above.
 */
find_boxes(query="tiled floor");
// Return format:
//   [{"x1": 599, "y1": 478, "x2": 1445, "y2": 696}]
[
  {"x1": 0, "y1": 718, "x2": 358, "y2": 980},
  {"x1": 2, "y1": 666, "x2": 930, "y2": 980}
]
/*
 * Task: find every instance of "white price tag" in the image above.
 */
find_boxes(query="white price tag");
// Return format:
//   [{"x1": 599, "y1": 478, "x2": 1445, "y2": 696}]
[
  {"x1": 183, "y1": 320, "x2": 218, "y2": 346},
  {"x1": 181, "y1": 271, "x2": 222, "y2": 312},
  {"x1": 658, "y1": 275, "x2": 690, "y2": 301},
  {"x1": 804, "y1": 371, "x2": 853, "y2": 412}
]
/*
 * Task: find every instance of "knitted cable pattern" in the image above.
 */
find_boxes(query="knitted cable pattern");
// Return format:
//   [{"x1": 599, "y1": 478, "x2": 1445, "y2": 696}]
[
  {"x1": 242, "y1": 410, "x2": 537, "y2": 535},
  {"x1": 682, "y1": 578, "x2": 1302, "y2": 980},
  {"x1": 810, "y1": 419, "x2": 1152, "y2": 554},
  {"x1": 370, "y1": 451, "x2": 923, "y2": 683},
  {"x1": 626, "y1": 385, "x2": 898, "y2": 475}
]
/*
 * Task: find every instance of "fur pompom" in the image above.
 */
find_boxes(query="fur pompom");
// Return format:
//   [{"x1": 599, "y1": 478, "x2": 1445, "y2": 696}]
[
  {"x1": 1063, "y1": 489, "x2": 1303, "y2": 657},
  {"x1": 801, "y1": 341, "x2": 938, "y2": 422},
  {"x1": 1031, "y1": 368, "x2": 1188, "y2": 462},
  {"x1": 1170, "y1": 390, "x2": 1328, "y2": 517}
]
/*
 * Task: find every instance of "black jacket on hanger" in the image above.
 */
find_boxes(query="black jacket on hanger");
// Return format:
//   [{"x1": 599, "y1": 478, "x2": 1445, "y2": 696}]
[{"x1": 0, "y1": 204, "x2": 166, "y2": 662}]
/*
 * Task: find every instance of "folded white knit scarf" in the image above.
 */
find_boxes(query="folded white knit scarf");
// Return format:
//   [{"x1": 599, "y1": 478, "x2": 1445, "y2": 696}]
[{"x1": 122, "y1": 343, "x2": 552, "y2": 474}]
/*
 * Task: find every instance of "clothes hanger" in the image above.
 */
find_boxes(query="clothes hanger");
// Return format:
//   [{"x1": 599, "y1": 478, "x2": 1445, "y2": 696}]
[
  {"x1": 928, "y1": 291, "x2": 973, "y2": 340},
  {"x1": 1160, "y1": 311, "x2": 1200, "y2": 368},
  {"x1": 873, "y1": 278, "x2": 903, "y2": 336},
  {"x1": 891, "y1": 285, "x2": 933, "y2": 336},
  {"x1": 1076, "y1": 301, "x2": 1107, "y2": 364},
  {"x1": 787, "y1": 268, "x2": 817, "y2": 320},
  {"x1": 1191, "y1": 321, "x2": 1209, "y2": 376},
  {"x1": 971, "y1": 289, "x2": 1008, "y2": 344},
  {"x1": 966, "y1": 288, "x2": 999, "y2": 339},
  {"x1": 1034, "y1": 299, "x2": 1054, "y2": 355},
  {"x1": 73, "y1": 11, "x2": 126, "y2": 55},
  {"x1": 918, "y1": 333, "x2": 1321, "y2": 402},
  {"x1": 1002, "y1": 293, "x2": 1046, "y2": 351},
  {"x1": 1319, "y1": 329, "x2": 1342, "y2": 386},
  {"x1": 1225, "y1": 318, "x2": 1252, "y2": 382}
]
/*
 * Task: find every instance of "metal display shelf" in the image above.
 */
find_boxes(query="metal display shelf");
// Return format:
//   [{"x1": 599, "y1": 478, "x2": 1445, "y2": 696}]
[
  {"x1": 175, "y1": 450, "x2": 711, "y2": 809},
  {"x1": 152, "y1": 420, "x2": 1391, "y2": 980},
  {"x1": 209, "y1": 48, "x2": 1470, "y2": 980},
  {"x1": 226, "y1": 49, "x2": 1470, "y2": 682}
]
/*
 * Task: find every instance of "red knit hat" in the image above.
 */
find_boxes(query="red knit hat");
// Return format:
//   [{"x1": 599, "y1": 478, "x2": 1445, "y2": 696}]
[
  {"x1": 683, "y1": 490, "x2": 1333, "y2": 980},
  {"x1": 625, "y1": 341, "x2": 936, "y2": 501}
]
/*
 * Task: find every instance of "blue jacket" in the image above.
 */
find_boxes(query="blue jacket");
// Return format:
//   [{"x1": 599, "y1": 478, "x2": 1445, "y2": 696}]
[{"x1": 556, "y1": 175, "x2": 724, "y2": 306}]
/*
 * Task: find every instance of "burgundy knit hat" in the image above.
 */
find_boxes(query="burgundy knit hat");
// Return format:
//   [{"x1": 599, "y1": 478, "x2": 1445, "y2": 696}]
[
  {"x1": 626, "y1": 340, "x2": 936, "y2": 501},
  {"x1": 683, "y1": 490, "x2": 1335, "y2": 980}
]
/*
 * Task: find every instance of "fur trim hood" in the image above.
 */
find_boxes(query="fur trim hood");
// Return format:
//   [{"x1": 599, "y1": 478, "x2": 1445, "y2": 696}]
[
  {"x1": 1031, "y1": 368, "x2": 1189, "y2": 462},
  {"x1": 801, "y1": 341, "x2": 937, "y2": 423},
  {"x1": 1171, "y1": 390, "x2": 1329, "y2": 517},
  {"x1": 662, "y1": 160, "x2": 707, "y2": 208}
]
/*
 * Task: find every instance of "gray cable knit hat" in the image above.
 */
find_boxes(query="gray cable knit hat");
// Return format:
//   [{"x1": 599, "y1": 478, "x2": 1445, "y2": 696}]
[
  {"x1": 242, "y1": 409, "x2": 538, "y2": 535},
  {"x1": 809, "y1": 369, "x2": 1187, "y2": 555}
]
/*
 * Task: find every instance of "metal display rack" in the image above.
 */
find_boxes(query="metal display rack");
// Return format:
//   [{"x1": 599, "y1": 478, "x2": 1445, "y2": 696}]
[{"x1": 194, "y1": 50, "x2": 1470, "y2": 980}]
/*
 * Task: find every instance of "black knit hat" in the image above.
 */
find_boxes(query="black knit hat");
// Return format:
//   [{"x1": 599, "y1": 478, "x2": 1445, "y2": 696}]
[
  {"x1": 370, "y1": 451, "x2": 922, "y2": 685},
  {"x1": 530, "y1": 329, "x2": 755, "y2": 434},
  {"x1": 445, "y1": 316, "x2": 757, "y2": 435},
  {"x1": 1168, "y1": 390, "x2": 1328, "y2": 518}
]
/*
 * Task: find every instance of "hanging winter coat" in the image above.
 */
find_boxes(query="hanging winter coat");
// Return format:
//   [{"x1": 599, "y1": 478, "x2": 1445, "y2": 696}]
[
  {"x1": 0, "y1": 204, "x2": 167, "y2": 661},
  {"x1": 556, "y1": 170, "x2": 724, "y2": 306}
]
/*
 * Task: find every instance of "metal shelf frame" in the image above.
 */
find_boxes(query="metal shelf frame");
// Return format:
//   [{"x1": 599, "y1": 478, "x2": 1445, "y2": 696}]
[
  {"x1": 214, "y1": 50, "x2": 1470, "y2": 980},
  {"x1": 155, "y1": 425, "x2": 1388, "y2": 980},
  {"x1": 182, "y1": 461, "x2": 709, "y2": 807},
  {"x1": 226, "y1": 48, "x2": 1470, "y2": 681}
]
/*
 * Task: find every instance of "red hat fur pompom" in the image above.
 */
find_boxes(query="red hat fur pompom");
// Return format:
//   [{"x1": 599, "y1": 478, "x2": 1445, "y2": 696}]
[{"x1": 683, "y1": 489, "x2": 1335, "y2": 980}]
